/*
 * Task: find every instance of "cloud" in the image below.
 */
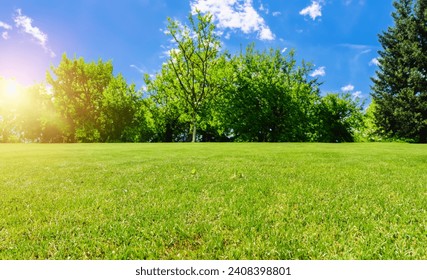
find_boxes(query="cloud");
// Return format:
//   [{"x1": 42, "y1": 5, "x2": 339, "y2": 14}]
[
  {"x1": 300, "y1": 1, "x2": 323, "y2": 20},
  {"x1": 259, "y1": 3, "x2": 269, "y2": 14},
  {"x1": 352, "y1": 91, "x2": 362, "y2": 99},
  {"x1": 190, "y1": 0, "x2": 275, "y2": 41},
  {"x1": 341, "y1": 84, "x2": 355, "y2": 92},
  {"x1": 0, "y1": 21, "x2": 12, "y2": 40},
  {"x1": 343, "y1": 0, "x2": 365, "y2": 6},
  {"x1": 359, "y1": 49, "x2": 371, "y2": 55},
  {"x1": 2, "y1": 31, "x2": 9, "y2": 40},
  {"x1": 339, "y1": 43, "x2": 373, "y2": 50},
  {"x1": 310, "y1": 66, "x2": 326, "y2": 77},
  {"x1": 13, "y1": 9, "x2": 55, "y2": 57},
  {"x1": 341, "y1": 84, "x2": 363, "y2": 99},
  {"x1": 272, "y1": 11, "x2": 281, "y2": 17},
  {"x1": 0, "y1": 21, "x2": 12, "y2": 30},
  {"x1": 369, "y1": 58, "x2": 380, "y2": 66},
  {"x1": 130, "y1": 65, "x2": 145, "y2": 74},
  {"x1": 259, "y1": 27, "x2": 274, "y2": 41}
]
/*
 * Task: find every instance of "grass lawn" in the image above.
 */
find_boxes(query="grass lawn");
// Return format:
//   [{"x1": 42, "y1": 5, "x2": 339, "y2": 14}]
[{"x1": 0, "y1": 143, "x2": 426, "y2": 260}]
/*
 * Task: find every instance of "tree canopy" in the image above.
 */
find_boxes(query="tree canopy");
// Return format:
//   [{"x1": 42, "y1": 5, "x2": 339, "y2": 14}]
[
  {"x1": 372, "y1": 0, "x2": 427, "y2": 143},
  {"x1": 0, "y1": 12, "x2": 369, "y2": 143}
]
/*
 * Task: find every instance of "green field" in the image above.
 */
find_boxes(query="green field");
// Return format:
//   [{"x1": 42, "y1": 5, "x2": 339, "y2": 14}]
[{"x1": 1, "y1": 143, "x2": 426, "y2": 259}]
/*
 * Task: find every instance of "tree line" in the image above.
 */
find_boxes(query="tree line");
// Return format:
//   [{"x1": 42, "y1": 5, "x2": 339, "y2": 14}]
[{"x1": 1, "y1": 0, "x2": 425, "y2": 143}]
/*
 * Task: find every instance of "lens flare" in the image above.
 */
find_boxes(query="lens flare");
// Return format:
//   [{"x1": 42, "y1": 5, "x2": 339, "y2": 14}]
[{"x1": 1, "y1": 78, "x2": 23, "y2": 101}]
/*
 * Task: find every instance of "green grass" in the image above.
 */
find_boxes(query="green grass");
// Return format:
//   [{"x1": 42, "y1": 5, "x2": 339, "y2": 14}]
[{"x1": 1, "y1": 143, "x2": 427, "y2": 260}]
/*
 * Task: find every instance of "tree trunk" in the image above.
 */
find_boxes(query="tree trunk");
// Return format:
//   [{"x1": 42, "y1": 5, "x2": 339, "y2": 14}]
[
  {"x1": 164, "y1": 122, "x2": 173, "y2": 142},
  {"x1": 191, "y1": 121, "x2": 197, "y2": 142},
  {"x1": 419, "y1": 126, "x2": 427, "y2": 143}
]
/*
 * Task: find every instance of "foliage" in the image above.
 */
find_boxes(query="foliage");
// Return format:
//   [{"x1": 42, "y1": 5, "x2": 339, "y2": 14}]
[
  {"x1": 163, "y1": 11, "x2": 225, "y2": 142},
  {"x1": 144, "y1": 67, "x2": 190, "y2": 142},
  {"x1": 219, "y1": 45, "x2": 320, "y2": 142},
  {"x1": 99, "y1": 74, "x2": 146, "y2": 142},
  {"x1": 2, "y1": 143, "x2": 427, "y2": 259},
  {"x1": 47, "y1": 54, "x2": 148, "y2": 143},
  {"x1": 372, "y1": 0, "x2": 427, "y2": 143},
  {"x1": 2, "y1": 12, "x2": 368, "y2": 143},
  {"x1": 47, "y1": 54, "x2": 114, "y2": 142},
  {"x1": 315, "y1": 93, "x2": 364, "y2": 142},
  {"x1": 0, "y1": 79, "x2": 62, "y2": 143}
]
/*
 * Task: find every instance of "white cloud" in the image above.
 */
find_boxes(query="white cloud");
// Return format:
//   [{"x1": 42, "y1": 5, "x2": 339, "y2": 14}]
[
  {"x1": 259, "y1": 3, "x2": 269, "y2": 14},
  {"x1": 339, "y1": 43, "x2": 371, "y2": 50},
  {"x1": 0, "y1": 21, "x2": 12, "y2": 30},
  {"x1": 130, "y1": 65, "x2": 145, "y2": 74},
  {"x1": 190, "y1": 0, "x2": 275, "y2": 41},
  {"x1": 13, "y1": 9, "x2": 55, "y2": 57},
  {"x1": 310, "y1": 66, "x2": 326, "y2": 77},
  {"x1": 281, "y1": 47, "x2": 287, "y2": 53},
  {"x1": 272, "y1": 11, "x2": 281, "y2": 17},
  {"x1": 300, "y1": 1, "x2": 323, "y2": 20},
  {"x1": 343, "y1": 0, "x2": 365, "y2": 6},
  {"x1": 0, "y1": 21, "x2": 12, "y2": 40},
  {"x1": 352, "y1": 91, "x2": 362, "y2": 99},
  {"x1": 259, "y1": 27, "x2": 274, "y2": 40},
  {"x1": 369, "y1": 58, "x2": 380, "y2": 66},
  {"x1": 341, "y1": 84, "x2": 355, "y2": 92},
  {"x1": 340, "y1": 84, "x2": 363, "y2": 99}
]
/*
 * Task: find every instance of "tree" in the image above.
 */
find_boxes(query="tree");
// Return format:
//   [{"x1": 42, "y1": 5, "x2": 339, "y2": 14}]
[
  {"x1": 164, "y1": 11, "x2": 224, "y2": 142},
  {"x1": 99, "y1": 75, "x2": 143, "y2": 142},
  {"x1": 372, "y1": 0, "x2": 427, "y2": 142},
  {"x1": 47, "y1": 54, "x2": 114, "y2": 142},
  {"x1": 0, "y1": 77, "x2": 20, "y2": 142},
  {"x1": 219, "y1": 45, "x2": 321, "y2": 142},
  {"x1": 316, "y1": 93, "x2": 364, "y2": 142},
  {"x1": 0, "y1": 79, "x2": 62, "y2": 143},
  {"x1": 17, "y1": 84, "x2": 63, "y2": 143},
  {"x1": 144, "y1": 70, "x2": 189, "y2": 142}
]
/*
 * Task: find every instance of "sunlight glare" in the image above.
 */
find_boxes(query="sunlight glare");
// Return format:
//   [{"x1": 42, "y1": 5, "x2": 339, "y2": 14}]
[
  {"x1": 6, "y1": 80, "x2": 18, "y2": 97},
  {"x1": 2, "y1": 79, "x2": 22, "y2": 101}
]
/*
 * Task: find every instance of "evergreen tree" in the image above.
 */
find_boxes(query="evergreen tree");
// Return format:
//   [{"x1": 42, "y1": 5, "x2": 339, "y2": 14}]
[{"x1": 372, "y1": 0, "x2": 427, "y2": 142}]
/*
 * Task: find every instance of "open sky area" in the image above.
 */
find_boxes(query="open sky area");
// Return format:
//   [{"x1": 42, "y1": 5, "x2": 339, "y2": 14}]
[{"x1": 0, "y1": 0, "x2": 394, "y2": 102}]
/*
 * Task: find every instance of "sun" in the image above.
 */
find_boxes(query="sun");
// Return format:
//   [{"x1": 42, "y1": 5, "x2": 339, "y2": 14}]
[
  {"x1": 1, "y1": 79, "x2": 23, "y2": 101},
  {"x1": 6, "y1": 80, "x2": 19, "y2": 98}
]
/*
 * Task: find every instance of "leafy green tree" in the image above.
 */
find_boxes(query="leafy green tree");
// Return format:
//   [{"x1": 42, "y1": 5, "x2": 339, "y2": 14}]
[
  {"x1": 372, "y1": 0, "x2": 427, "y2": 142},
  {"x1": 359, "y1": 100, "x2": 382, "y2": 142},
  {"x1": 17, "y1": 84, "x2": 63, "y2": 142},
  {"x1": 99, "y1": 75, "x2": 143, "y2": 142},
  {"x1": 144, "y1": 67, "x2": 191, "y2": 142},
  {"x1": 0, "y1": 77, "x2": 19, "y2": 142},
  {"x1": 47, "y1": 54, "x2": 114, "y2": 142},
  {"x1": 219, "y1": 45, "x2": 320, "y2": 142},
  {"x1": 164, "y1": 11, "x2": 225, "y2": 142},
  {"x1": 47, "y1": 54, "x2": 147, "y2": 143},
  {"x1": 316, "y1": 93, "x2": 364, "y2": 142},
  {"x1": 0, "y1": 79, "x2": 62, "y2": 143}
]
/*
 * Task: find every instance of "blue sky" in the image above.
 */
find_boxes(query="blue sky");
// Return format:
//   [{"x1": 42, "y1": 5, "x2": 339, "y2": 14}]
[{"x1": 0, "y1": 0, "x2": 394, "y2": 102}]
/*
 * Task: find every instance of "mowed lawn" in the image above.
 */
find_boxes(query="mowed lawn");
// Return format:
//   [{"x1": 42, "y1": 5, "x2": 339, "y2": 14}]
[{"x1": 1, "y1": 143, "x2": 426, "y2": 260}]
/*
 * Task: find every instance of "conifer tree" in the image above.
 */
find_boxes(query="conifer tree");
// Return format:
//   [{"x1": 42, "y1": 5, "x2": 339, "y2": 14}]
[{"x1": 372, "y1": 0, "x2": 427, "y2": 142}]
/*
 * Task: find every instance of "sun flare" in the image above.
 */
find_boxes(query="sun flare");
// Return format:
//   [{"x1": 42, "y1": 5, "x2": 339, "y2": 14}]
[
  {"x1": 6, "y1": 80, "x2": 19, "y2": 96},
  {"x1": 1, "y1": 79, "x2": 23, "y2": 101}
]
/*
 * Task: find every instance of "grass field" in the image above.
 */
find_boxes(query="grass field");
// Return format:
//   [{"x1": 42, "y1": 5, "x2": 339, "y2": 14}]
[{"x1": 0, "y1": 143, "x2": 426, "y2": 260}]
